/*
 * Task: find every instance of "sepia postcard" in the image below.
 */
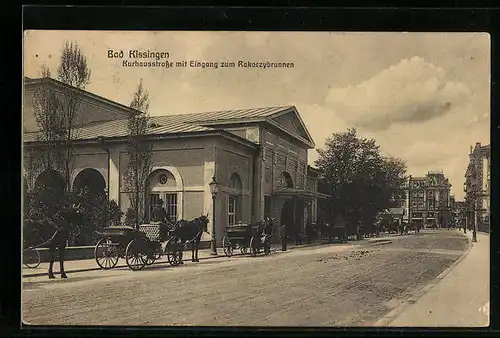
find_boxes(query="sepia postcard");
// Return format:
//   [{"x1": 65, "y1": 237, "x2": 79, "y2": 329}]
[{"x1": 22, "y1": 30, "x2": 490, "y2": 327}]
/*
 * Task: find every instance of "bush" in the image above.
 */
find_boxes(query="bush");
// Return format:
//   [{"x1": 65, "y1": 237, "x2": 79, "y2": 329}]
[
  {"x1": 124, "y1": 207, "x2": 137, "y2": 228},
  {"x1": 23, "y1": 185, "x2": 125, "y2": 247}
]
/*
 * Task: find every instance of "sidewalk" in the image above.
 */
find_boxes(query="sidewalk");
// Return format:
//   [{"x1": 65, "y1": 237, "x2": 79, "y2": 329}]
[
  {"x1": 378, "y1": 229, "x2": 490, "y2": 327},
  {"x1": 22, "y1": 239, "x2": 349, "y2": 278}
]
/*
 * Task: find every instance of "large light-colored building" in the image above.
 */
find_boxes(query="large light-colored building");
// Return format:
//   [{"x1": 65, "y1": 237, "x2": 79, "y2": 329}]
[
  {"x1": 405, "y1": 171, "x2": 452, "y2": 228},
  {"x1": 464, "y1": 142, "x2": 490, "y2": 232},
  {"x1": 23, "y1": 77, "x2": 327, "y2": 243}
]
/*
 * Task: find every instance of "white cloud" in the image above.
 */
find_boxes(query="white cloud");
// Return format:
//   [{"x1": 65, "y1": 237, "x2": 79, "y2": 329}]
[{"x1": 326, "y1": 56, "x2": 471, "y2": 131}]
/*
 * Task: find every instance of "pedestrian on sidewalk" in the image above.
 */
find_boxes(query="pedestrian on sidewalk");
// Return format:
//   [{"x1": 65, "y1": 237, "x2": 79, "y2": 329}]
[{"x1": 281, "y1": 224, "x2": 288, "y2": 251}]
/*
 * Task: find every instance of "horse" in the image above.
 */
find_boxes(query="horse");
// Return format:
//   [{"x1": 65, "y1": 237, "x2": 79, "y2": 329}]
[
  {"x1": 25, "y1": 205, "x2": 80, "y2": 279},
  {"x1": 170, "y1": 214, "x2": 209, "y2": 263}
]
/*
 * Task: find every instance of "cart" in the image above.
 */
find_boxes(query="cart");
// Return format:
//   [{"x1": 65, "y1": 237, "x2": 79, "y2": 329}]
[
  {"x1": 94, "y1": 223, "x2": 182, "y2": 271},
  {"x1": 222, "y1": 223, "x2": 272, "y2": 257}
]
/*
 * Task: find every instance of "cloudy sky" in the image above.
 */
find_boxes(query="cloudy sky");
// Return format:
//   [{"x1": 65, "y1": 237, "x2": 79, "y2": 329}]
[{"x1": 23, "y1": 31, "x2": 490, "y2": 199}]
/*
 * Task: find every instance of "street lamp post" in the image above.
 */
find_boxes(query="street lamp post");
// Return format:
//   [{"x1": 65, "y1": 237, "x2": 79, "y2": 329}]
[{"x1": 209, "y1": 175, "x2": 219, "y2": 255}]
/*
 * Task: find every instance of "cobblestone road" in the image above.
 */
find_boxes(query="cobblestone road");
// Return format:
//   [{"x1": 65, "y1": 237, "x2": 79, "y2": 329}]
[{"x1": 22, "y1": 230, "x2": 468, "y2": 326}]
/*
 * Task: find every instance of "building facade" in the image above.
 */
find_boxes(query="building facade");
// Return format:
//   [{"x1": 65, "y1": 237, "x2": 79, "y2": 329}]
[
  {"x1": 406, "y1": 171, "x2": 452, "y2": 228},
  {"x1": 23, "y1": 77, "x2": 327, "y2": 244},
  {"x1": 464, "y1": 142, "x2": 490, "y2": 232},
  {"x1": 450, "y1": 197, "x2": 466, "y2": 228}
]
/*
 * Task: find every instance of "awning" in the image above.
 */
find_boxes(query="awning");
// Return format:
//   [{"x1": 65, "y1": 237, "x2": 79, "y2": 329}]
[
  {"x1": 381, "y1": 207, "x2": 405, "y2": 216},
  {"x1": 272, "y1": 188, "x2": 329, "y2": 200}
]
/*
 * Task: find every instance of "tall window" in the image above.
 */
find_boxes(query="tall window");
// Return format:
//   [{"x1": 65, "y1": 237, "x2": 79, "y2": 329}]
[
  {"x1": 149, "y1": 193, "x2": 161, "y2": 220},
  {"x1": 279, "y1": 171, "x2": 294, "y2": 188},
  {"x1": 165, "y1": 193, "x2": 178, "y2": 222},
  {"x1": 148, "y1": 192, "x2": 178, "y2": 222},
  {"x1": 228, "y1": 173, "x2": 243, "y2": 225},
  {"x1": 228, "y1": 195, "x2": 237, "y2": 225}
]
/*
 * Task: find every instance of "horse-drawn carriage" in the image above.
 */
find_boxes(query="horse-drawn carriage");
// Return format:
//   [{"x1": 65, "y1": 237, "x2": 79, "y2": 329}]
[
  {"x1": 94, "y1": 215, "x2": 209, "y2": 271},
  {"x1": 222, "y1": 218, "x2": 274, "y2": 257},
  {"x1": 94, "y1": 223, "x2": 182, "y2": 271}
]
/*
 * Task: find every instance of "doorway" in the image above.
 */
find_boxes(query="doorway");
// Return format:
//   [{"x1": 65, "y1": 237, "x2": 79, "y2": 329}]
[{"x1": 280, "y1": 199, "x2": 294, "y2": 238}]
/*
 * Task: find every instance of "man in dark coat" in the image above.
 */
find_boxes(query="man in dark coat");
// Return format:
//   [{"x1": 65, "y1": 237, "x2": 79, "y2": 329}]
[
  {"x1": 281, "y1": 223, "x2": 288, "y2": 251},
  {"x1": 152, "y1": 199, "x2": 170, "y2": 240},
  {"x1": 152, "y1": 199, "x2": 168, "y2": 223}
]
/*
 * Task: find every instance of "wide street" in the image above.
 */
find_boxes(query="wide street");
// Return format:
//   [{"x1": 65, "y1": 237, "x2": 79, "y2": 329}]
[{"x1": 22, "y1": 230, "x2": 469, "y2": 327}]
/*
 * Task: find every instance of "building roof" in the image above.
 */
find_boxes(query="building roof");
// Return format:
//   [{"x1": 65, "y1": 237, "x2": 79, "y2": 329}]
[
  {"x1": 23, "y1": 118, "x2": 215, "y2": 142},
  {"x1": 24, "y1": 77, "x2": 316, "y2": 147},
  {"x1": 23, "y1": 105, "x2": 306, "y2": 144},
  {"x1": 24, "y1": 77, "x2": 139, "y2": 117}
]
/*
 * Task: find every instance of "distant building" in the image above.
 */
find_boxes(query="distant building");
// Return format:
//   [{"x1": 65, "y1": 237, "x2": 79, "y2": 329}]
[
  {"x1": 405, "y1": 171, "x2": 452, "y2": 228},
  {"x1": 464, "y1": 142, "x2": 490, "y2": 232}
]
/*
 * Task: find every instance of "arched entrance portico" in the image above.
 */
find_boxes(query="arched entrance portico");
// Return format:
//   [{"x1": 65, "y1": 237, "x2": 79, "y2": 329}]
[
  {"x1": 34, "y1": 169, "x2": 65, "y2": 201},
  {"x1": 280, "y1": 199, "x2": 294, "y2": 235},
  {"x1": 73, "y1": 168, "x2": 106, "y2": 197},
  {"x1": 146, "y1": 167, "x2": 183, "y2": 222}
]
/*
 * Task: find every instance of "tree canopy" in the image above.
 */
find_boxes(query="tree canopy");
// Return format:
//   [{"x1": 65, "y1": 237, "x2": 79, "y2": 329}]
[{"x1": 315, "y1": 128, "x2": 408, "y2": 235}]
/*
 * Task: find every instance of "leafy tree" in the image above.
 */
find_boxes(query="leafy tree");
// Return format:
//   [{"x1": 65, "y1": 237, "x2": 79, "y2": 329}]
[
  {"x1": 24, "y1": 40, "x2": 92, "y2": 245},
  {"x1": 124, "y1": 79, "x2": 153, "y2": 229},
  {"x1": 32, "y1": 65, "x2": 64, "y2": 171},
  {"x1": 27, "y1": 40, "x2": 91, "y2": 191},
  {"x1": 57, "y1": 41, "x2": 92, "y2": 190},
  {"x1": 315, "y1": 128, "x2": 407, "y2": 238}
]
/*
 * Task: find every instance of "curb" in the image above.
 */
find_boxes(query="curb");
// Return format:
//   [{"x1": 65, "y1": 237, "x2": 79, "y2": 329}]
[
  {"x1": 367, "y1": 240, "x2": 393, "y2": 247},
  {"x1": 22, "y1": 250, "x2": 232, "y2": 278},
  {"x1": 373, "y1": 231, "x2": 473, "y2": 326},
  {"x1": 23, "y1": 241, "x2": 340, "y2": 278}
]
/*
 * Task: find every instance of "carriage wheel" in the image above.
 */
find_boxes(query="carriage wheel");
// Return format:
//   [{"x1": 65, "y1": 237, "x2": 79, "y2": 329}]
[
  {"x1": 222, "y1": 235, "x2": 233, "y2": 257},
  {"x1": 94, "y1": 237, "x2": 119, "y2": 270},
  {"x1": 145, "y1": 244, "x2": 162, "y2": 266},
  {"x1": 240, "y1": 246, "x2": 248, "y2": 255},
  {"x1": 249, "y1": 236, "x2": 258, "y2": 257},
  {"x1": 23, "y1": 247, "x2": 41, "y2": 269},
  {"x1": 145, "y1": 251, "x2": 157, "y2": 266},
  {"x1": 125, "y1": 240, "x2": 147, "y2": 271},
  {"x1": 165, "y1": 238, "x2": 182, "y2": 267}
]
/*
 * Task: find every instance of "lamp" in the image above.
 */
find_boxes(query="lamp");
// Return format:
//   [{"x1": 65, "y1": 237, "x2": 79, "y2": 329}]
[{"x1": 209, "y1": 175, "x2": 218, "y2": 255}]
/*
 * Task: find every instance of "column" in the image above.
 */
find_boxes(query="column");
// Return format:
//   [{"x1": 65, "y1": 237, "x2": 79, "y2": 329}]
[
  {"x1": 203, "y1": 160, "x2": 215, "y2": 224},
  {"x1": 108, "y1": 149, "x2": 120, "y2": 204}
]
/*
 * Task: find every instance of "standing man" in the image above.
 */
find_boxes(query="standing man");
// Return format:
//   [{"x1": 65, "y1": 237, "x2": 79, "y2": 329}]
[
  {"x1": 152, "y1": 199, "x2": 169, "y2": 240},
  {"x1": 281, "y1": 223, "x2": 288, "y2": 251},
  {"x1": 152, "y1": 199, "x2": 167, "y2": 223}
]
